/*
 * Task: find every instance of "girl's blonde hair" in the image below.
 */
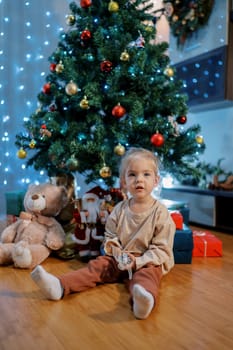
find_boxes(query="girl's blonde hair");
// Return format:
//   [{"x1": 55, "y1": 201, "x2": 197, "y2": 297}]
[{"x1": 119, "y1": 147, "x2": 160, "y2": 183}]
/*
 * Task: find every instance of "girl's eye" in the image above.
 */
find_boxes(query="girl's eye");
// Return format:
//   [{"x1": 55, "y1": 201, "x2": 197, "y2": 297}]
[
  {"x1": 128, "y1": 173, "x2": 135, "y2": 177},
  {"x1": 144, "y1": 172, "x2": 151, "y2": 176}
]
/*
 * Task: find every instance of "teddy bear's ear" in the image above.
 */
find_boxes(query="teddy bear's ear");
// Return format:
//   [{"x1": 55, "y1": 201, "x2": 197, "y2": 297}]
[{"x1": 26, "y1": 184, "x2": 37, "y2": 191}]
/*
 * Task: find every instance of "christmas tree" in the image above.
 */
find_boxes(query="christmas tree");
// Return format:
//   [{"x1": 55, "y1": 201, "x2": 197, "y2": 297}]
[{"x1": 15, "y1": 0, "x2": 205, "y2": 188}]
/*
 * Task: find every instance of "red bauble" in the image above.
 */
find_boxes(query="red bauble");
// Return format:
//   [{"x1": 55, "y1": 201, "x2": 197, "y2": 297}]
[
  {"x1": 100, "y1": 60, "x2": 113, "y2": 73},
  {"x1": 50, "y1": 63, "x2": 56, "y2": 72},
  {"x1": 80, "y1": 29, "x2": 92, "y2": 41},
  {"x1": 80, "y1": 0, "x2": 92, "y2": 8},
  {"x1": 42, "y1": 83, "x2": 51, "y2": 94},
  {"x1": 176, "y1": 115, "x2": 187, "y2": 124},
  {"x1": 150, "y1": 133, "x2": 165, "y2": 147},
  {"x1": 112, "y1": 104, "x2": 126, "y2": 119}
]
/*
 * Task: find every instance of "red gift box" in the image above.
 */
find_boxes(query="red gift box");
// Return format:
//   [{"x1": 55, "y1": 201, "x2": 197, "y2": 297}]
[
  {"x1": 192, "y1": 231, "x2": 222, "y2": 257},
  {"x1": 170, "y1": 211, "x2": 183, "y2": 230}
]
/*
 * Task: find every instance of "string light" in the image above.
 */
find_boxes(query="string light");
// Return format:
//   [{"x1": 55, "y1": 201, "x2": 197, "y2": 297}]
[{"x1": 0, "y1": 0, "x2": 69, "y2": 215}]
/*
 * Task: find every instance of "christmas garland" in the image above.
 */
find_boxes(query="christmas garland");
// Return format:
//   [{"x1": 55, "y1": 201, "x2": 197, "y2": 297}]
[{"x1": 163, "y1": 0, "x2": 215, "y2": 47}]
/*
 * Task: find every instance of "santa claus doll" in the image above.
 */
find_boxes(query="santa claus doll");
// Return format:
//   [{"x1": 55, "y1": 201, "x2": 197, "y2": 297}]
[{"x1": 73, "y1": 187, "x2": 109, "y2": 262}]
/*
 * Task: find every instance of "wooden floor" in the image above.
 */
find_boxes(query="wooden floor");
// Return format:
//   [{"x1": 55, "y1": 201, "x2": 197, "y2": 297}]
[{"x1": 0, "y1": 226, "x2": 233, "y2": 350}]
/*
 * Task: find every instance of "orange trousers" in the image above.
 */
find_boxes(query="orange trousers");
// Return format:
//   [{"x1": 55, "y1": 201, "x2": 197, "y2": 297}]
[{"x1": 59, "y1": 255, "x2": 162, "y2": 303}]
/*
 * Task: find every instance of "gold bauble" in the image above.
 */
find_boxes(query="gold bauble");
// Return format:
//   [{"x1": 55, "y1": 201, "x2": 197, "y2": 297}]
[
  {"x1": 114, "y1": 143, "x2": 125, "y2": 156},
  {"x1": 99, "y1": 165, "x2": 112, "y2": 178},
  {"x1": 17, "y1": 148, "x2": 27, "y2": 159},
  {"x1": 145, "y1": 25, "x2": 153, "y2": 33},
  {"x1": 108, "y1": 0, "x2": 119, "y2": 13},
  {"x1": 55, "y1": 61, "x2": 64, "y2": 73},
  {"x1": 80, "y1": 96, "x2": 89, "y2": 109},
  {"x1": 195, "y1": 135, "x2": 204, "y2": 144},
  {"x1": 66, "y1": 14, "x2": 76, "y2": 26},
  {"x1": 65, "y1": 81, "x2": 78, "y2": 95},
  {"x1": 120, "y1": 51, "x2": 130, "y2": 62},
  {"x1": 164, "y1": 67, "x2": 174, "y2": 77},
  {"x1": 29, "y1": 139, "x2": 36, "y2": 149}
]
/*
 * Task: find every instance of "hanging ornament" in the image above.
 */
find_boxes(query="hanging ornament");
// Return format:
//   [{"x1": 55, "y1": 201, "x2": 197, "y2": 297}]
[
  {"x1": 49, "y1": 103, "x2": 57, "y2": 112},
  {"x1": 40, "y1": 124, "x2": 52, "y2": 138},
  {"x1": 145, "y1": 25, "x2": 154, "y2": 34},
  {"x1": 120, "y1": 51, "x2": 130, "y2": 62},
  {"x1": 164, "y1": 67, "x2": 174, "y2": 77},
  {"x1": 99, "y1": 165, "x2": 112, "y2": 178},
  {"x1": 114, "y1": 143, "x2": 125, "y2": 156},
  {"x1": 17, "y1": 148, "x2": 27, "y2": 159},
  {"x1": 195, "y1": 135, "x2": 204, "y2": 144},
  {"x1": 108, "y1": 1, "x2": 119, "y2": 13},
  {"x1": 50, "y1": 63, "x2": 56, "y2": 72},
  {"x1": 150, "y1": 133, "x2": 165, "y2": 147},
  {"x1": 80, "y1": 29, "x2": 92, "y2": 41},
  {"x1": 80, "y1": 96, "x2": 90, "y2": 109},
  {"x1": 100, "y1": 60, "x2": 113, "y2": 73},
  {"x1": 29, "y1": 139, "x2": 36, "y2": 149},
  {"x1": 176, "y1": 115, "x2": 187, "y2": 124},
  {"x1": 66, "y1": 156, "x2": 79, "y2": 171},
  {"x1": 65, "y1": 81, "x2": 78, "y2": 95},
  {"x1": 168, "y1": 116, "x2": 179, "y2": 136},
  {"x1": 55, "y1": 61, "x2": 64, "y2": 73},
  {"x1": 42, "y1": 83, "x2": 51, "y2": 94},
  {"x1": 66, "y1": 14, "x2": 76, "y2": 26},
  {"x1": 128, "y1": 33, "x2": 145, "y2": 48},
  {"x1": 80, "y1": 0, "x2": 92, "y2": 8},
  {"x1": 112, "y1": 103, "x2": 126, "y2": 119}
]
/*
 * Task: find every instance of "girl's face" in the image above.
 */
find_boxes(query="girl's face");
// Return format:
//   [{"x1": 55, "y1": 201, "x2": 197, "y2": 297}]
[{"x1": 122, "y1": 157, "x2": 159, "y2": 200}]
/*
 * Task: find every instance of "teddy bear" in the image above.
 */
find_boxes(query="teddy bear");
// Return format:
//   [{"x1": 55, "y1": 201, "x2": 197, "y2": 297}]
[{"x1": 0, "y1": 183, "x2": 68, "y2": 269}]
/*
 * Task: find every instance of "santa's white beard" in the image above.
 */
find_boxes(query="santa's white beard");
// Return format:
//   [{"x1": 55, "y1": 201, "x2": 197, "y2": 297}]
[{"x1": 82, "y1": 200, "x2": 99, "y2": 223}]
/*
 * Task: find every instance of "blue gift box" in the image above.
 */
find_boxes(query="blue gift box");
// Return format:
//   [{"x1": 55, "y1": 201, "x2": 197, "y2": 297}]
[{"x1": 173, "y1": 225, "x2": 193, "y2": 264}]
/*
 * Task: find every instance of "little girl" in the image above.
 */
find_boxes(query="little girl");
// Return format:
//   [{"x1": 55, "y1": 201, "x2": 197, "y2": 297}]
[{"x1": 31, "y1": 147, "x2": 176, "y2": 319}]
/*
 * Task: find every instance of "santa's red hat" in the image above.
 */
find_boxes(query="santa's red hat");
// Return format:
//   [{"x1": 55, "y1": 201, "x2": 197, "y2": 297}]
[{"x1": 83, "y1": 186, "x2": 108, "y2": 201}]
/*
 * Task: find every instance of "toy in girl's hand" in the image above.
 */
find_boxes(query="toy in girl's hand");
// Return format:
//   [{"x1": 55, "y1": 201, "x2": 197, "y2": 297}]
[
  {"x1": 116, "y1": 252, "x2": 133, "y2": 280},
  {"x1": 0, "y1": 183, "x2": 68, "y2": 269}
]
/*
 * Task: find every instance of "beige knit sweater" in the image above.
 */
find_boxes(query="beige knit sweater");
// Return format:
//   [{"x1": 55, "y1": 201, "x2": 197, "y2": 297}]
[{"x1": 104, "y1": 199, "x2": 176, "y2": 275}]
